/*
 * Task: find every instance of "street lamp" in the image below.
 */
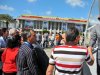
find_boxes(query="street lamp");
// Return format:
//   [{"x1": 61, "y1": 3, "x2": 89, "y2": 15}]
[{"x1": 84, "y1": 0, "x2": 96, "y2": 46}]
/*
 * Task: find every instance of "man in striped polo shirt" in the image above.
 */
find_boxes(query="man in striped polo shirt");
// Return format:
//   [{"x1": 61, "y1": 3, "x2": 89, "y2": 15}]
[{"x1": 46, "y1": 27, "x2": 94, "y2": 75}]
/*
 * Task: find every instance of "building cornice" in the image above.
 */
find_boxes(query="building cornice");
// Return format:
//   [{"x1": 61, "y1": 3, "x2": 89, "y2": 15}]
[{"x1": 16, "y1": 14, "x2": 87, "y2": 24}]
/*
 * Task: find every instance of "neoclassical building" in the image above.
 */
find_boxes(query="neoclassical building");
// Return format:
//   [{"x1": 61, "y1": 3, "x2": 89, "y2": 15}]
[{"x1": 16, "y1": 15, "x2": 87, "y2": 33}]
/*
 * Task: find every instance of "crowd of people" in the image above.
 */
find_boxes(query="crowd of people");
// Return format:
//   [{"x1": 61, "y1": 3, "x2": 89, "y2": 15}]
[
  {"x1": 36, "y1": 31, "x2": 84, "y2": 48},
  {"x1": 0, "y1": 23, "x2": 99, "y2": 75},
  {"x1": 32, "y1": 31, "x2": 64, "y2": 48}
]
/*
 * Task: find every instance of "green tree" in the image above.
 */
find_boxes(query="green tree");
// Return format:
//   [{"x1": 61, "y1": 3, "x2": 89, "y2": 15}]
[
  {"x1": 0, "y1": 14, "x2": 15, "y2": 28},
  {"x1": 42, "y1": 30, "x2": 49, "y2": 34}
]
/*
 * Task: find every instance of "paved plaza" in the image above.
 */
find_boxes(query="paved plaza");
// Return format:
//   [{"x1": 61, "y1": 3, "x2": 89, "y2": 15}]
[{"x1": 44, "y1": 48, "x2": 97, "y2": 75}]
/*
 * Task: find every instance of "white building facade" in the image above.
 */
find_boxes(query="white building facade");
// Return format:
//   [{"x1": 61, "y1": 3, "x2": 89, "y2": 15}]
[{"x1": 16, "y1": 15, "x2": 87, "y2": 33}]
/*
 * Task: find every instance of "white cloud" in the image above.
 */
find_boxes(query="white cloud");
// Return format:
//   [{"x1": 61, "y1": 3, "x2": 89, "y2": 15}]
[
  {"x1": 27, "y1": 0, "x2": 37, "y2": 2},
  {"x1": 46, "y1": 10, "x2": 52, "y2": 15},
  {"x1": 65, "y1": 0, "x2": 85, "y2": 7},
  {"x1": 24, "y1": 10, "x2": 32, "y2": 14},
  {"x1": 0, "y1": 5, "x2": 14, "y2": 11},
  {"x1": 80, "y1": 17, "x2": 85, "y2": 19}
]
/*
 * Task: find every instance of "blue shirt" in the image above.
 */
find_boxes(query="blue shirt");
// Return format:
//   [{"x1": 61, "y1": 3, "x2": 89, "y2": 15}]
[{"x1": 0, "y1": 36, "x2": 7, "y2": 48}]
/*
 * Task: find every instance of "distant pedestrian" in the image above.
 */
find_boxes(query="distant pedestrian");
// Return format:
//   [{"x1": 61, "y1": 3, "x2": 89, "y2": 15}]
[
  {"x1": 55, "y1": 33, "x2": 62, "y2": 45},
  {"x1": 43, "y1": 33, "x2": 49, "y2": 48},
  {"x1": 50, "y1": 32, "x2": 55, "y2": 47},
  {"x1": 36, "y1": 32, "x2": 42, "y2": 44}
]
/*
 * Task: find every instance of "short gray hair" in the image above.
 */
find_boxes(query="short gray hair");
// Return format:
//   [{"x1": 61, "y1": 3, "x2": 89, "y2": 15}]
[
  {"x1": 9, "y1": 28, "x2": 16, "y2": 35},
  {"x1": 26, "y1": 32, "x2": 31, "y2": 38}
]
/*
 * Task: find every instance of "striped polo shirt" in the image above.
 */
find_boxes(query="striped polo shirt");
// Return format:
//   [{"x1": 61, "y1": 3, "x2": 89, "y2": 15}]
[{"x1": 49, "y1": 45, "x2": 92, "y2": 75}]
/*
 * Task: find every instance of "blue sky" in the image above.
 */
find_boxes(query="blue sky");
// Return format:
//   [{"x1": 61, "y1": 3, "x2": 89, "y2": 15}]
[{"x1": 0, "y1": 0, "x2": 96, "y2": 19}]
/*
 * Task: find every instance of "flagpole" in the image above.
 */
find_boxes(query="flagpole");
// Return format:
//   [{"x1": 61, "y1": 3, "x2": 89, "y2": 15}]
[
  {"x1": 84, "y1": 0, "x2": 96, "y2": 46},
  {"x1": 99, "y1": 0, "x2": 100, "y2": 15}
]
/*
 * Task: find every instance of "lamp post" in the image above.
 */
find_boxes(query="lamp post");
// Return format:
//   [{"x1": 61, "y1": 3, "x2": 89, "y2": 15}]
[
  {"x1": 99, "y1": 0, "x2": 100, "y2": 15},
  {"x1": 84, "y1": 0, "x2": 96, "y2": 46}
]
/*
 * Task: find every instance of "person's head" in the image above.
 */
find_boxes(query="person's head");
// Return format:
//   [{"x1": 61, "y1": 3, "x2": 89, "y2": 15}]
[
  {"x1": 21, "y1": 32, "x2": 27, "y2": 44},
  {"x1": 1, "y1": 28, "x2": 8, "y2": 37},
  {"x1": 30, "y1": 29, "x2": 34, "y2": 34},
  {"x1": 16, "y1": 29, "x2": 20, "y2": 35},
  {"x1": 98, "y1": 16, "x2": 100, "y2": 21},
  {"x1": 0, "y1": 29, "x2": 2, "y2": 36},
  {"x1": 7, "y1": 38, "x2": 14, "y2": 48},
  {"x1": 27, "y1": 30, "x2": 36, "y2": 44},
  {"x1": 14, "y1": 34, "x2": 21, "y2": 47},
  {"x1": 7, "y1": 35, "x2": 21, "y2": 48},
  {"x1": 66, "y1": 27, "x2": 80, "y2": 45},
  {"x1": 9, "y1": 28, "x2": 16, "y2": 37}
]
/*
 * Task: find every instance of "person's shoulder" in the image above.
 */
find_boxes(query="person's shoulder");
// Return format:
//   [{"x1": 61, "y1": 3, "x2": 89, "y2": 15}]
[
  {"x1": 54, "y1": 45, "x2": 68, "y2": 47},
  {"x1": 13, "y1": 47, "x2": 19, "y2": 50},
  {"x1": 20, "y1": 43, "x2": 33, "y2": 53},
  {"x1": 54, "y1": 45, "x2": 86, "y2": 49},
  {"x1": 53, "y1": 45, "x2": 67, "y2": 51},
  {"x1": 73, "y1": 45, "x2": 87, "y2": 49},
  {"x1": 0, "y1": 36, "x2": 3, "y2": 40},
  {"x1": 21, "y1": 43, "x2": 26, "y2": 46},
  {"x1": 94, "y1": 24, "x2": 100, "y2": 28},
  {"x1": 54, "y1": 45, "x2": 72, "y2": 48},
  {"x1": 20, "y1": 43, "x2": 29, "y2": 50}
]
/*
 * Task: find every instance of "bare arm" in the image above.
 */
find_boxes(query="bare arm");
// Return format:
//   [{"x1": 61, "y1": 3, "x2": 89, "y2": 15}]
[
  {"x1": 0, "y1": 48, "x2": 6, "y2": 51},
  {"x1": 87, "y1": 47, "x2": 94, "y2": 66},
  {"x1": 87, "y1": 25, "x2": 97, "y2": 66},
  {"x1": 46, "y1": 64, "x2": 54, "y2": 75}
]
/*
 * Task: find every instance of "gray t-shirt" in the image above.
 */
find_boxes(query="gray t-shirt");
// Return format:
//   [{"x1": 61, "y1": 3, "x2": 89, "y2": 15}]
[{"x1": 90, "y1": 24, "x2": 100, "y2": 59}]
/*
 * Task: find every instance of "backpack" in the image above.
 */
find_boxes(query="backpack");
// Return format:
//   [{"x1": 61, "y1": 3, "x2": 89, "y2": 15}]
[{"x1": 33, "y1": 44, "x2": 49, "y2": 75}]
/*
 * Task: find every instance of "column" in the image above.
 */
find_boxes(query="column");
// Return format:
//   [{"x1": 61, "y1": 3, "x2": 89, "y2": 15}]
[
  {"x1": 50, "y1": 22, "x2": 52, "y2": 31},
  {"x1": 33, "y1": 20, "x2": 35, "y2": 29},
  {"x1": 58, "y1": 22, "x2": 60, "y2": 32},
  {"x1": 61, "y1": 22, "x2": 63, "y2": 33},
  {"x1": 66, "y1": 23, "x2": 68, "y2": 31},
  {"x1": 43, "y1": 21, "x2": 48, "y2": 30}
]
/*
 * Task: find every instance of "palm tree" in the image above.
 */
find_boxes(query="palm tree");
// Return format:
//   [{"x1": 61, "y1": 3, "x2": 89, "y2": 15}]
[{"x1": 0, "y1": 14, "x2": 15, "y2": 28}]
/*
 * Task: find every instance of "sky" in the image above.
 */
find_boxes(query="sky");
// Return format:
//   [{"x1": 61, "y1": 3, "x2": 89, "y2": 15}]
[{"x1": 0, "y1": 0, "x2": 98, "y2": 19}]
